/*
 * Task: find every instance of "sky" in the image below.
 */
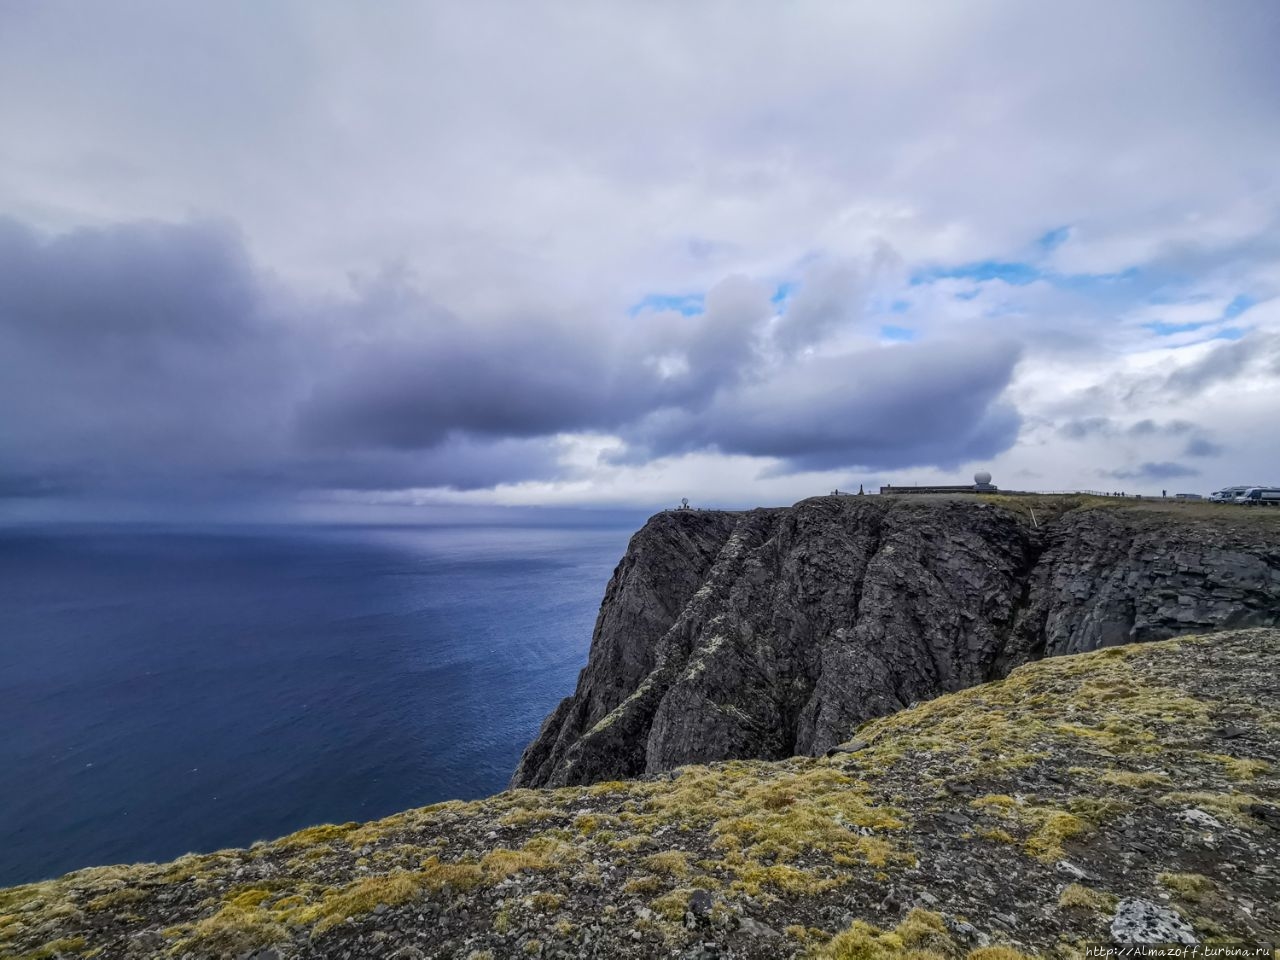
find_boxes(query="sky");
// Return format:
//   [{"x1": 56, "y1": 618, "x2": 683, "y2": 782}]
[{"x1": 1, "y1": 0, "x2": 1278, "y2": 519}]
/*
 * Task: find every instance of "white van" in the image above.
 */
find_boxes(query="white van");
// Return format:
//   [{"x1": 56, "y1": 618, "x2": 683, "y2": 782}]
[
  {"x1": 1235, "y1": 487, "x2": 1280, "y2": 506},
  {"x1": 1210, "y1": 486, "x2": 1252, "y2": 502}
]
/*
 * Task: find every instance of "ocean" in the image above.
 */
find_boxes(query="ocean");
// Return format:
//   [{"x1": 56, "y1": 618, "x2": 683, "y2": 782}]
[{"x1": 0, "y1": 521, "x2": 636, "y2": 887}]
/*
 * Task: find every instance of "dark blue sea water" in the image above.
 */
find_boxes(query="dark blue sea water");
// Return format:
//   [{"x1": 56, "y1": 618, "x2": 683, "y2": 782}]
[{"x1": 0, "y1": 522, "x2": 635, "y2": 887}]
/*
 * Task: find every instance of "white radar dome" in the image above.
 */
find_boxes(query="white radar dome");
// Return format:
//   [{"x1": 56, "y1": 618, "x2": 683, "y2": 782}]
[{"x1": 974, "y1": 471, "x2": 992, "y2": 485}]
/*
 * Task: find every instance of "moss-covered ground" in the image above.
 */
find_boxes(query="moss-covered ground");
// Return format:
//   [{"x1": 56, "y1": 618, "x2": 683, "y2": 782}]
[{"x1": 1, "y1": 628, "x2": 1276, "y2": 959}]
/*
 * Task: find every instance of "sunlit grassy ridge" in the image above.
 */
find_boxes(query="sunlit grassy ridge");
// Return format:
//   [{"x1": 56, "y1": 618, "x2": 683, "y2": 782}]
[{"x1": 2, "y1": 628, "x2": 1276, "y2": 959}]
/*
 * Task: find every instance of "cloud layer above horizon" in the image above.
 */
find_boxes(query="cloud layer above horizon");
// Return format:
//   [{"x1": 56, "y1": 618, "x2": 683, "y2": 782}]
[{"x1": 1, "y1": 1, "x2": 1278, "y2": 514}]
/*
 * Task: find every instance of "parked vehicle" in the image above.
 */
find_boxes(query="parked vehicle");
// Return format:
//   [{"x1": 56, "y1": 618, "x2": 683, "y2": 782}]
[
  {"x1": 1174, "y1": 493, "x2": 1203, "y2": 501},
  {"x1": 1234, "y1": 487, "x2": 1280, "y2": 506},
  {"x1": 1209, "y1": 486, "x2": 1253, "y2": 502}
]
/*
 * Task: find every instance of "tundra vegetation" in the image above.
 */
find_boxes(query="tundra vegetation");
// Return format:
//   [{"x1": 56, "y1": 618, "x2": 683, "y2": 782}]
[{"x1": 0, "y1": 628, "x2": 1276, "y2": 959}]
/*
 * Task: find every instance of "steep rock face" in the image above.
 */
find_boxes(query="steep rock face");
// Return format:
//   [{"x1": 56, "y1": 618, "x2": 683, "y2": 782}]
[
  {"x1": 511, "y1": 509, "x2": 745, "y2": 788},
  {"x1": 1002, "y1": 506, "x2": 1280, "y2": 663},
  {"x1": 513, "y1": 496, "x2": 1280, "y2": 788}
]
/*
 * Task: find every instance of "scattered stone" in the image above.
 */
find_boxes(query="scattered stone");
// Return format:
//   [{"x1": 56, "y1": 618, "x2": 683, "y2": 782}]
[
  {"x1": 945, "y1": 916, "x2": 989, "y2": 947},
  {"x1": 688, "y1": 889, "x2": 714, "y2": 921},
  {"x1": 1178, "y1": 809, "x2": 1224, "y2": 830},
  {"x1": 735, "y1": 917, "x2": 782, "y2": 940},
  {"x1": 1110, "y1": 899, "x2": 1197, "y2": 944}
]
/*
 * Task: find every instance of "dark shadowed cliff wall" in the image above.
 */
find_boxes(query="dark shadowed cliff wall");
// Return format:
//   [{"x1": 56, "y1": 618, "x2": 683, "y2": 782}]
[{"x1": 513, "y1": 496, "x2": 1280, "y2": 788}]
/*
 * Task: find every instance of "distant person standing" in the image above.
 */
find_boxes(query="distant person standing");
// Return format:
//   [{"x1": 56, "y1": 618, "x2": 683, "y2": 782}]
[{"x1": 1163, "y1": 489, "x2": 1167, "y2": 498}]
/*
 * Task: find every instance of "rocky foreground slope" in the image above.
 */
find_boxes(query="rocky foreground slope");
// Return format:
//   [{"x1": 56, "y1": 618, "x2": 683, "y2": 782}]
[
  {"x1": 513, "y1": 495, "x2": 1280, "y2": 788},
  {"x1": 3, "y1": 628, "x2": 1278, "y2": 959}
]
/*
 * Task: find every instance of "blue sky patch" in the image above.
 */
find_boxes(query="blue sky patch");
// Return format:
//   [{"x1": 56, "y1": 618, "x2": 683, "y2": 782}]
[
  {"x1": 879, "y1": 324, "x2": 916, "y2": 342},
  {"x1": 629, "y1": 292, "x2": 705, "y2": 316},
  {"x1": 911, "y1": 260, "x2": 1042, "y2": 286},
  {"x1": 1144, "y1": 320, "x2": 1207, "y2": 337},
  {"x1": 1036, "y1": 225, "x2": 1071, "y2": 252},
  {"x1": 1223, "y1": 294, "x2": 1256, "y2": 319}
]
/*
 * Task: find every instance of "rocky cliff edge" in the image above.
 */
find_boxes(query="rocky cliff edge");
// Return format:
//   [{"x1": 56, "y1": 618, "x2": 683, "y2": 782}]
[{"x1": 513, "y1": 495, "x2": 1280, "y2": 789}]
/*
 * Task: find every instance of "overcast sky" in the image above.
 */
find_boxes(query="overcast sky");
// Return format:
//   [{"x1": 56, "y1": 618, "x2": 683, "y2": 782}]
[{"x1": 1, "y1": 0, "x2": 1278, "y2": 518}]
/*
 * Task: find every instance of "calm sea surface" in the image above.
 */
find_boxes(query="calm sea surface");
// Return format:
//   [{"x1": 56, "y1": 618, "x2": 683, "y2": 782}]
[{"x1": 0, "y1": 522, "x2": 635, "y2": 886}]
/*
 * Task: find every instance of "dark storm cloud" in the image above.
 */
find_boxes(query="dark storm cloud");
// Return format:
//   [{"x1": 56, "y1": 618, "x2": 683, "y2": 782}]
[
  {"x1": 1127, "y1": 418, "x2": 1194, "y2": 437},
  {"x1": 1107, "y1": 461, "x2": 1199, "y2": 481},
  {"x1": 0, "y1": 217, "x2": 290, "y2": 496},
  {"x1": 772, "y1": 261, "x2": 867, "y2": 356},
  {"x1": 1057, "y1": 417, "x2": 1196, "y2": 441},
  {"x1": 0, "y1": 217, "x2": 1026, "y2": 499},
  {"x1": 0, "y1": 217, "x2": 563, "y2": 496},
  {"x1": 1184, "y1": 437, "x2": 1224, "y2": 458},
  {"x1": 1057, "y1": 416, "x2": 1113, "y2": 439},
  {"x1": 1163, "y1": 333, "x2": 1280, "y2": 395},
  {"x1": 295, "y1": 274, "x2": 770, "y2": 452},
  {"x1": 624, "y1": 339, "x2": 1024, "y2": 472}
]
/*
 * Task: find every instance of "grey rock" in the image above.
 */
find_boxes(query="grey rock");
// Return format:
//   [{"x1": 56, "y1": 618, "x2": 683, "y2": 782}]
[
  {"x1": 1056, "y1": 860, "x2": 1088, "y2": 880},
  {"x1": 735, "y1": 917, "x2": 782, "y2": 939},
  {"x1": 945, "y1": 917, "x2": 989, "y2": 947},
  {"x1": 1110, "y1": 898, "x2": 1197, "y2": 944},
  {"x1": 688, "y1": 888, "x2": 714, "y2": 919},
  {"x1": 513, "y1": 497, "x2": 1280, "y2": 787},
  {"x1": 1178, "y1": 809, "x2": 1224, "y2": 830}
]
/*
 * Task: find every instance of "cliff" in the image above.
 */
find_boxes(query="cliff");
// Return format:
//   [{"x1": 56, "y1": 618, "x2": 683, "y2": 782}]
[
  {"x1": 3, "y1": 628, "x2": 1277, "y2": 959},
  {"x1": 513, "y1": 495, "x2": 1280, "y2": 789}
]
